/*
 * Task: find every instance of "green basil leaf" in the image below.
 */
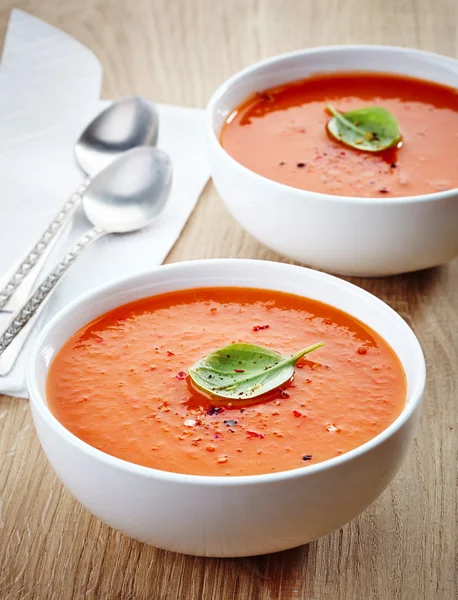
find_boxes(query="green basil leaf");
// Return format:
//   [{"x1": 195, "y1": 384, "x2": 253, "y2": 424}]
[
  {"x1": 326, "y1": 104, "x2": 402, "y2": 152},
  {"x1": 189, "y1": 342, "x2": 323, "y2": 400}
]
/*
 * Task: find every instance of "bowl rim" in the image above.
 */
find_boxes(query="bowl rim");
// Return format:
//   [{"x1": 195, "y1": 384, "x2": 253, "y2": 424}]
[
  {"x1": 27, "y1": 258, "x2": 426, "y2": 487},
  {"x1": 205, "y1": 43, "x2": 458, "y2": 205}
]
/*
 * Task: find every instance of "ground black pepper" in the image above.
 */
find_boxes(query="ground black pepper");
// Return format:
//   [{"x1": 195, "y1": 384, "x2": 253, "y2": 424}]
[{"x1": 207, "y1": 406, "x2": 224, "y2": 416}]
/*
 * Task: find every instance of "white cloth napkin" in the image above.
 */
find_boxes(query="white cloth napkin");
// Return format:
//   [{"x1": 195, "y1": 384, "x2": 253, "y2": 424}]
[{"x1": 0, "y1": 10, "x2": 210, "y2": 397}]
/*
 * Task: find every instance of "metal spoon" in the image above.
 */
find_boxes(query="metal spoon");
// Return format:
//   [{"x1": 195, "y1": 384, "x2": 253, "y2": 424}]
[
  {"x1": 0, "y1": 146, "x2": 172, "y2": 367},
  {"x1": 0, "y1": 97, "x2": 159, "y2": 313}
]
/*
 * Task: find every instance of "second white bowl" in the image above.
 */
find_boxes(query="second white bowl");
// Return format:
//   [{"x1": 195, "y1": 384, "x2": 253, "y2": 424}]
[{"x1": 206, "y1": 45, "x2": 458, "y2": 276}]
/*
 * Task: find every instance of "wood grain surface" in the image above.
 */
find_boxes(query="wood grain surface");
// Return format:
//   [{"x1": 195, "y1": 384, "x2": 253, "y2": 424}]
[{"x1": 0, "y1": 0, "x2": 457, "y2": 598}]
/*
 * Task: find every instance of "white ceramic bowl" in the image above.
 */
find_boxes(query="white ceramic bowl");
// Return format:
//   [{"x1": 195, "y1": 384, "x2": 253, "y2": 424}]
[
  {"x1": 28, "y1": 259, "x2": 425, "y2": 557},
  {"x1": 206, "y1": 45, "x2": 458, "y2": 277}
]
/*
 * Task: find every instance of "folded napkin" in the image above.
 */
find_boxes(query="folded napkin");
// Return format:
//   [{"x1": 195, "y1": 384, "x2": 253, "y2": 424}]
[{"x1": 0, "y1": 10, "x2": 210, "y2": 398}]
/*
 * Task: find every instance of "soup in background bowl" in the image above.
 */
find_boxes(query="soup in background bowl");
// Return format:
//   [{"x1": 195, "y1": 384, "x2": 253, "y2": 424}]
[
  {"x1": 221, "y1": 72, "x2": 458, "y2": 198},
  {"x1": 206, "y1": 45, "x2": 458, "y2": 276},
  {"x1": 28, "y1": 259, "x2": 425, "y2": 557}
]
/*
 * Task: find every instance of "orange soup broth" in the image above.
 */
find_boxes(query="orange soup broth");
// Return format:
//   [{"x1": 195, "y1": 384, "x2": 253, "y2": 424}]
[
  {"x1": 47, "y1": 288, "x2": 407, "y2": 476},
  {"x1": 220, "y1": 72, "x2": 458, "y2": 198}
]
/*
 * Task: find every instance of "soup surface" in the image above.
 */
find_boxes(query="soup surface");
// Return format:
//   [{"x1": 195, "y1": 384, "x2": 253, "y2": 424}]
[
  {"x1": 220, "y1": 72, "x2": 458, "y2": 198},
  {"x1": 47, "y1": 287, "x2": 406, "y2": 476}
]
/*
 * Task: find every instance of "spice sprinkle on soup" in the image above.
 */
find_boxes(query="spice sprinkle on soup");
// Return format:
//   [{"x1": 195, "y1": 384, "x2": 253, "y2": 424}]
[
  {"x1": 220, "y1": 72, "x2": 458, "y2": 198},
  {"x1": 47, "y1": 287, "x2": 406, "y2": 476}
]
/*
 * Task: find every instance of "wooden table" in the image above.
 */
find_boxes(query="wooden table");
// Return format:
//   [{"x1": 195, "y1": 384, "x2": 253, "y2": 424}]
[{"x1": 0, "y1": 1, "x2": 457, "y2": 598}]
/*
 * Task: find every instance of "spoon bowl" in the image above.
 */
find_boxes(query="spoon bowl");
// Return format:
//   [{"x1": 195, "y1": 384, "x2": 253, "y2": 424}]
[
  {"x1": 0, "y1": 95, "x2": 160, "y2": 316},
  {"x1": 83, "y1": 147, "x2": 172, "y2": 233},
  {"x1": 75, "y1": 97, "x2": 160, "y2": 177}
]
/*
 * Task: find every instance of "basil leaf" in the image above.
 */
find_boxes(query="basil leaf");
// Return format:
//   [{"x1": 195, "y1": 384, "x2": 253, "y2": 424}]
[
  {"x1": 189, "y1": 342, "x2": 323, "y2": 400},
  {"x1": 326, "y1": 104, "x2": 402, "y2": 152}
]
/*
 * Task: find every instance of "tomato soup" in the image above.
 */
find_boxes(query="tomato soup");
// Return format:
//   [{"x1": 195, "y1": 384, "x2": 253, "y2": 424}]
[
  {"x1": 47, "y1": 288, "x2": 406, "y2": 476},
  {"x1": 220, "y1": 72, "x2": 458, "y2": 198}
]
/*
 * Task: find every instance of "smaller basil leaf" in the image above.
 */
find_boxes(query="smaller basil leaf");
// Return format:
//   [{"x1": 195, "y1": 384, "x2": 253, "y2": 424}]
[
  {"x1": 326, "y1": 104, "x2": 402, "y2": 152},
  {"x1": 189, "y1": 342, "x2": 323, "y2": 400}
]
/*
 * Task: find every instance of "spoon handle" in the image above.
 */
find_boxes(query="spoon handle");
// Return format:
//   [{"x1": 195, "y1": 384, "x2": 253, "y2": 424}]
[
  {"x1": 0, "y1": 178, "x2": 90, "y2": 311},
  {"x1": 0, "y1": 226, "x2": 106, "y2": 368}
]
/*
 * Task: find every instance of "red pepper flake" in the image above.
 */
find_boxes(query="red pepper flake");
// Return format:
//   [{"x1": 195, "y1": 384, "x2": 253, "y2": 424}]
[
  {"x1": 297, "y1": 162, "x2": 306, "y2": 168},
  {"x1": 324, "y1": 319, "x2": 333, "y2": 325},
  {"x1": 358, "y1": 346, "x2": 367, "y2": 355},
  {"x1": 253, "y1": 324, "x2": 270, "y2": 332},
  {"x1": 234, "y1": 369, "x2": 245, "y2": 373},
  {"x1": 296, "y1": 363, "x2": 304, "y2": 369},
  {"x1": 279, "y1": 161, "x2": 285, "y2": 166},
  {"x1": 175, "y1": 370, "x2": 187, "y2": 380},
  {"x1": 302, "y1": 455, "x2": 313, "y2": 461},
  {"x1": 379, "y1": 187, "x2": 389, "y2": 194},
  {"x1": 305, "y1": 378, "x2": 312, "y2": 384},
  {"x1": 390, "y1": 163, "x2": 397, "y2": 168},
  {"x1": 246, "y1": 430, "x2": 264, "y2": 439},
  {"x1": 167, "y1": 350, "x2": 175, "y2": 356},
  {"x1": 293, "y1": 410, "x2": 302, "y2": 418},
  {"x1": 279, "y1": 389, "x2": 290, "y2": 399}
]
